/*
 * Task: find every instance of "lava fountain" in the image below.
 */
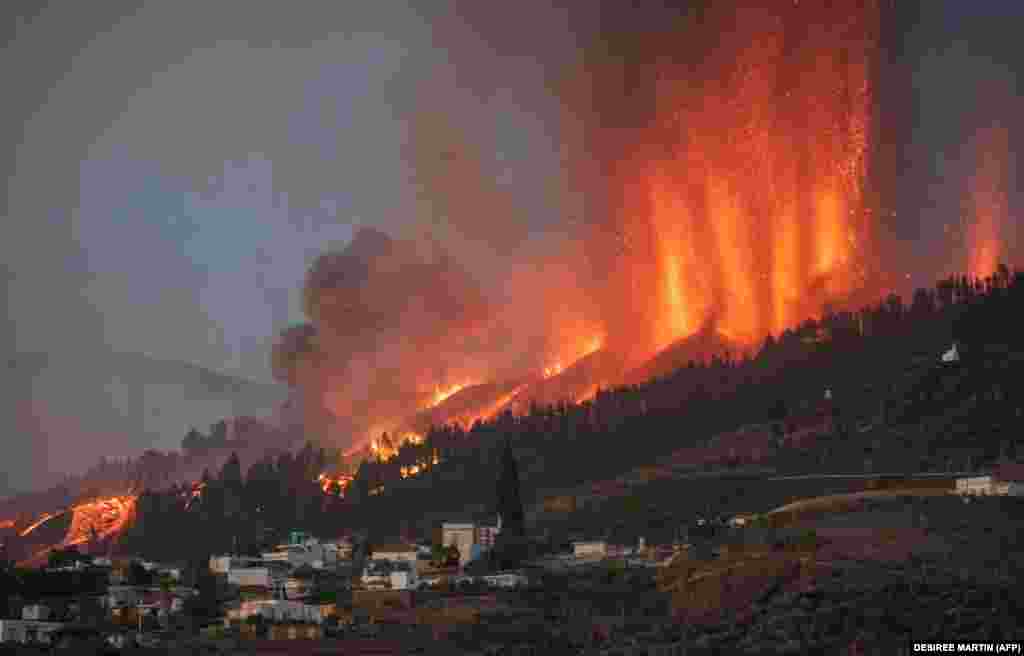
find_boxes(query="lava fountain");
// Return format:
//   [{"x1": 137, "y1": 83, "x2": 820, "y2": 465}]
[{"x1": 567, "y1": 0, "x2": 881, "y2": 363}]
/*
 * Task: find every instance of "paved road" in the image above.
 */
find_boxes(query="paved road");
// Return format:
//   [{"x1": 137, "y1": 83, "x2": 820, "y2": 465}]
[{"x1": 764, "y1": 472, "x2": 979, "y2": 481}]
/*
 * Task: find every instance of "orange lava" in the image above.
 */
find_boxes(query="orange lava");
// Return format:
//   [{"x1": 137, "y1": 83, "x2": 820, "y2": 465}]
[
  {"x1": 583, "y1": 1, "x2": 879, "y2": 359},
  {"x1": 430, "y1": 382, "x2": 472, "y2": 408},
  {"x1": 61, "y1": 495, "x2": 137, "y2": 548},
  {"x1": 544, "y1": 334, "x2": 604, "y2": 379},
  {"x1": 318, "y1": 472, "x2": 354, "y2": 495},
  {"x1": 455, "y1": 383, "x2": 529, "y2": 428},
  {"x1": 18, "y1": 510, "x2": 67, "y2": 538},
  {"x1": 967, "y1": 123, "x2": 1010, "y2": 279},
  {"x1": 0, "y1": 519, "x2": 13, "y2": 530}
]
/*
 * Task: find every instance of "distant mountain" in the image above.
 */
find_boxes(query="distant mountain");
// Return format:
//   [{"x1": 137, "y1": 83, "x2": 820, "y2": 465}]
[{"x1": 2, "y1": 347, "x2": 287, "y2": 492}]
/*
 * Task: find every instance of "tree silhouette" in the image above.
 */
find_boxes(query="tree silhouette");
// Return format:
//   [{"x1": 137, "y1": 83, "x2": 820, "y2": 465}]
[
  {"x1": 492, "y1": 437, "x2": 527, "y2": 569},
  {"x1": 495, "y1": 437, "x2": 524, "y2": 536}
]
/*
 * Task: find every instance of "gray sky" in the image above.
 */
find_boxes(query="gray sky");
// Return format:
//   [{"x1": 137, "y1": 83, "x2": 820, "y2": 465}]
[{"x1": 2, "y1": 0, "x2": 581, "y2": 382}]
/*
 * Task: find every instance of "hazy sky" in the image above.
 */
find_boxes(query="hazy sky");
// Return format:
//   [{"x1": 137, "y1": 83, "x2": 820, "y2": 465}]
[{"x1": 2, "y1": 0, "x2": 582, "y2": 382}]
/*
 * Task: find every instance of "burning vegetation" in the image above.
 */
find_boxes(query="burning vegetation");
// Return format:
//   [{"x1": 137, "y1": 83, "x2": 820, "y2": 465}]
[
  {"x1": 263, "y1": 1, "x2": 1015, "y2": 464},
  {"x1": 317, "y1": 472, "x2": 354, "y2": 496}
]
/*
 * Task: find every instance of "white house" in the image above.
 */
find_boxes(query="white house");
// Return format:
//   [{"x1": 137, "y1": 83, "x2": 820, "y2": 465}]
[
  {"x1": 225, "y1": 600, "x2": 322, "y2": 625},
  {"x1": 0, "y1": 620, "x2": 65, "y2": 644},
  {"x1": 228, "y1": 564, "x2": 289, "y2": 595},
  {"x1": 361, "y1": 561, "x2": 392, "y2": 591},
  {"x1": 572, "y1": 540, "x2": 608, "y2": 559},
  {"x1": 956, "y1": 476, "x2": 995, "y2": 496},
  {"x1": 480, "y1": 571, "x2": 527, "y2": 588},
  {"x1": 209, "y1": 555, "x2": 262, "y2": 574},
  {"x1": 389, "y1": 567, "x2": 417, "y2": 591},
  {"x1": 371, "y1": 543, "x2": 418, "y2": 566},
  {"x1": 261, "y1": 541, "x2": 329, "y2": 569}
]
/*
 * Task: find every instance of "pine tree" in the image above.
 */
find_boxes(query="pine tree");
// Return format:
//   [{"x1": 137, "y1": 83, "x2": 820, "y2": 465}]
[
  {"x1": 495, "y1": 437, "x2": 524, "y2": 536},
  {"x1": 492, "y1": 437, "x2": 527, "y2": 569}
]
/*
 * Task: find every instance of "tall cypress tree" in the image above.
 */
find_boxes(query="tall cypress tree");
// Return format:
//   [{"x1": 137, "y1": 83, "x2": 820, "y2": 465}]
[
  {"x1": 495, "y1": 437, "x2": 524, "y2": 536},
  {"x1": 492, "y1": 436, "x2": 527, "y2": 569}
]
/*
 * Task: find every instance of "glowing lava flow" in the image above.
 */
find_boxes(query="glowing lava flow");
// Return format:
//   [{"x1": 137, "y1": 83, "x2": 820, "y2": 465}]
[
  {"x1": 464, "y1": 384, "x2": 529, "y2": 426},
  {"x1": 18, "y1": 510, "x2": 68, "y2": 538},
  {"x1": 430, "y1": 382, "x2": 472, "y2": 408},
  {"x1": 17, "y1": 494, "x2": 139, "y2": 567},
  {"x1": 0, "y1": 519, "x2": 13, "y2": 530},
  {"x1": 317, "y1": 472, "x2": 354, "y2": 495},
  {"x1": 60, "y1": 495, "x2": 137, "y2": 548}
]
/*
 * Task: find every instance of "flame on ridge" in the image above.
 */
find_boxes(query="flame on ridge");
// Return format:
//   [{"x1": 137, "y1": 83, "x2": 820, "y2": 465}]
[{"x1": 967, "y1": 123, "x2": 1010, "y2": 280}]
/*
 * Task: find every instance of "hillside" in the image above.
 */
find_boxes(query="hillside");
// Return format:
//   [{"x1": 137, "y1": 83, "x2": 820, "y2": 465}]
[{"x1": 336, "y1": 271, "x2": 1024, "y2": 543}]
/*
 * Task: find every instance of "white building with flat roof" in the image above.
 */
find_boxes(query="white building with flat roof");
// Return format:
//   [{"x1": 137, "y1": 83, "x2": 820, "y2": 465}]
[
  {"x1": 572, "y1": 540, "x2": 608, "y2": 559},
  {"x1": 0, "y1": 620, "x2": 65, "y2": 644},
  {"x1": 225, "y1": 600, "x2": 322, "y2": 625},
  {"x1": 371, "y1": 543, "x2": 418, "y2": 566}
]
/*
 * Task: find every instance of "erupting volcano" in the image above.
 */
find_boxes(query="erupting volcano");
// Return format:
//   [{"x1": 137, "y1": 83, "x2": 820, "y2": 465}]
[{"x1": 274, "y1": 1, "x2": 891, "y2": 456}]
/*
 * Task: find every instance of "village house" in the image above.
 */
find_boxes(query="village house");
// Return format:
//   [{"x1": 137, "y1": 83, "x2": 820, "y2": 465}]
[
  {"x1": 573, "y1": 540, "x2": 608, "y2": 559},
  {"x1": 479, "y1": 571, "x2": 528, "y2": 589},
  {"x1": 956, "y1": 465, "x2": 1024, "y2": 497},
  {"x1": 371, "y1": 543, "x2": 418, "y2": 566},
  {"x1": 0, "y1": 618, "x2": 66, "y2": 645},
  {"x1": 0, "y1": 606, "x2": 64, "y2": 645},
  {"x1": 224, "y1": 599, "x2": 323, "y2": 625}
]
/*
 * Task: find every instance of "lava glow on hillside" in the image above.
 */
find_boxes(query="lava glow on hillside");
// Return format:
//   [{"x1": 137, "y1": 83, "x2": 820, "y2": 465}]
[
  {"x1": 273, "y1": 1, "x2": 936, "y2": 454},
  {"x1": 16, "y1": 494, "x2": 138, "y2": 566}
]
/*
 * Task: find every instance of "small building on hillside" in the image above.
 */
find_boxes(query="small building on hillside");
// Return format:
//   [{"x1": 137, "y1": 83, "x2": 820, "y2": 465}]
[
  {"x1": 954, "y1": 468, "x2": 1024, "y2": 497},
  {"x1": 479, "y1": 571, "x2": 528, "y2": 588},
  {"x1": 0, "y1": 619, "x2": 65, "y2": 644},
  {"x1": 371, "y1": 543, "x2": 418, "y2": 566},
  {"x1": 225, "y1": 599, "x2": 323, "y2": 625},
  {"x1": 572, "y1": 540, "x2": 607, "y2": 559}
]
